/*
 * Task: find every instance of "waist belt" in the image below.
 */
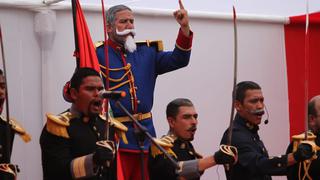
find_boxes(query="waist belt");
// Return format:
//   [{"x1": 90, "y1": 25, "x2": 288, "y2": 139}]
[{"x1": 114, "y1": 112, "x2": 152, "y2": 123}]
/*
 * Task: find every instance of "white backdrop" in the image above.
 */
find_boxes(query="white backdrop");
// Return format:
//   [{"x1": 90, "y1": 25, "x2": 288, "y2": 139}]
[{"x1": 0, "y1": 3, "x2": 291, "y2": 180}]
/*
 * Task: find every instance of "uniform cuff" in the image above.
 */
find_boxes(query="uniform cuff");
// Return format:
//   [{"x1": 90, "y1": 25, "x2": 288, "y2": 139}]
[
  {"x1": 176, "y1": 159, "x2": 200, "y2": 179},
  {"x1": 70, "y1": 154, "x2": 96, "y2": 179},
  {"x1": 270, "y1": 155, "x2": 288, "y2": 169},
  {"x1": 176, "y1": 28, "x2": 193, "y2": 51}
]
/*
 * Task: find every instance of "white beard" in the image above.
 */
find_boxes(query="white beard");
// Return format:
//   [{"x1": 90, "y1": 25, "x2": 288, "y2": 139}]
[
  {"x1": 124, "y1": 35, "x2": 136, "y2": 53},
  {"x1": 116, "y1": 29, "x2": 137, "y2": 53}
]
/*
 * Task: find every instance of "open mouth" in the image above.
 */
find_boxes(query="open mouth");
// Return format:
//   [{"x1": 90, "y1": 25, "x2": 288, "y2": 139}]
[
  {"x1": 188, "y1": 126, "x2": 197, "y2": 133},
  {"x1": 92, "y1": 100, "x2": 102, "y2": 107},
  {"x1": 89, "y1": 99, "x2": 103, "y2": 113}
]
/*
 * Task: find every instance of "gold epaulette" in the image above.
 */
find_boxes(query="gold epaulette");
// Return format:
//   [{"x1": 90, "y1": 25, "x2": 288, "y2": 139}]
[
  {"x1": 151, "y1": 135, "x2": 177, "y2": 158},
  {"x1": 99, "y1": 114, "x2": 129, "y2": 144},
  {"x1": 0, "y1": 115, "x2": 31, "y2": 143},
  {"x1": 46, "y1": 112, "x2": 74, "y2": 138},
  {"x1": 95, "y1": 41, "x2": 104, "y2": 49},
  {"x1": 136, "y1": 40, "x2": 164, "y2": 52}
]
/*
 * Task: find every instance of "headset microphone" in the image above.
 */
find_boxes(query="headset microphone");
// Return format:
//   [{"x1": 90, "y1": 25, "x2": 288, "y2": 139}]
[
  {"x1": 249, "y1": 107, "x2": 269, "y2": 125},
  {"x1": 264, "y1": 106, "x2": 270, "y2": 125}
]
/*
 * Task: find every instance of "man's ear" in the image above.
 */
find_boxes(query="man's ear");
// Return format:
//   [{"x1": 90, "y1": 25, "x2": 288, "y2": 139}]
[
  {"x1": 235, "y1": 100, "x2": 242, "y2": 111},
  {"x1": 69, "y1": 88, "x2": 78, "y2": 101},
  {"x1": 106, "y1": 23, "x2": 113, "y2": 33},
  {"x1": 167, "y1": 117, "x2": 175, "y2": 129}
]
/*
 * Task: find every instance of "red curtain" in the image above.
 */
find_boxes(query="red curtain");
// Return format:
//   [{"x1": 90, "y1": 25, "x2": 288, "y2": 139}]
[{"x1": 285, "y1": 12, "x2": 320, "y2": 138}]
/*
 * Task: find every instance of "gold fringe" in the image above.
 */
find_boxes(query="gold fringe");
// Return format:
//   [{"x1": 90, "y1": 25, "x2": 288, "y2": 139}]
[
  {"x1": 0, "y1": 116, "x2": 32, "y2": 143},
  {"x1": 150, "y1": 142, "x2": 177, "y2": 159},
  {"x1": 18, "y1": 132, "x2": 31, "y2": 143},
  {"x1": 46, "y1": 113, "x2": 71, "y2": 138},
  {"x1": 150, "y1": 135, "x2": 176, "y2": 158},
  {"x1": 118, "y1": 131, "x2": 128, "y2": 144}
]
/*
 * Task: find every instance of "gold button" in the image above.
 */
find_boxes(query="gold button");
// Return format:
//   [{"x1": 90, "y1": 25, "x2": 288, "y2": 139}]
[
  {"x1": 277, "y1": 163, "x2": 281, "y2": 167},
  {"x1": 180, "y1": 143, "x2": 186, "y2": 149}
]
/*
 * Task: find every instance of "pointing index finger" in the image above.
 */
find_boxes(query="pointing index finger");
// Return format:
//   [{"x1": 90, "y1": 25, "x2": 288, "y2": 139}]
[{"x1": 179, "y1": 0, "x2": 185, "y2": 10}]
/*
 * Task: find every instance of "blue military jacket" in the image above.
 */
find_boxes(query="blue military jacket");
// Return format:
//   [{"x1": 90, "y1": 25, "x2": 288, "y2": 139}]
[
  {"x1": 221, "y1": 114, "x2": 288, "y2": 180},
  {"x1": 96, "y1": 35, "x2": 191, "y2": 151}
]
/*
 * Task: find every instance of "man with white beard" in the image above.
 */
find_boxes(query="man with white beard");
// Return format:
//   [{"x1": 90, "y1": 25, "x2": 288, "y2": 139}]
[{"x1": 95, "y1": 1, "x2": 193, "y2": 180}]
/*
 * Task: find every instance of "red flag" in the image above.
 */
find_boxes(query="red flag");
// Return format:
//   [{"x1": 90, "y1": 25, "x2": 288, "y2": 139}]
[{"x1": 75, "y1": 0, "x2": 100, "y2": 72}]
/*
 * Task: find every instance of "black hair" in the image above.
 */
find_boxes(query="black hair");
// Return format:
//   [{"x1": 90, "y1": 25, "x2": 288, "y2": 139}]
[
  {"x1": 70, "y1": 68, "x2": 100, "y2": 91},
  {"x1": 166, "y1": 98, "x2": 193, "y2": 118},
  {"x1": 235, "y1": 81, "x2": 261, "y2": 103}
]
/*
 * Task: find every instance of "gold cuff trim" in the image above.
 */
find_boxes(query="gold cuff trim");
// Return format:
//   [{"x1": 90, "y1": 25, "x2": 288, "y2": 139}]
[{"x1": 71, "y1": 156, "x2": 86, "y2": 179}]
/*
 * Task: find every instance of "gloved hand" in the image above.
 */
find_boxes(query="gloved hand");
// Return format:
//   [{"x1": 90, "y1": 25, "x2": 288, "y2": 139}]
[
  {"x1": 293, "y1": 143, "x2": 314, "y2": 162},
  {"x1": 214, "y1": 145, "x2": 238, "y2": 164},
  {"x1": 93, "y1": 140, "x2": 115, "y2": 166}
]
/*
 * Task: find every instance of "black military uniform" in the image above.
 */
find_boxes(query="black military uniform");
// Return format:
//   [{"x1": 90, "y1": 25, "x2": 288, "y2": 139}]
[
  {"x1": 0, "y1": 116, "x2": 30, "y2": 179},
  {"x1": 40, "y1": 110, "x2": 117, "y2": 180},
  {"x1": 148, "y1": 134, "x2": 203, "y2": 180},
  {"x1": 220, "y1": 114, "x2": 288, "y2": 180},
  {"x1": 0, "y1": 116, "x2": 15, "y2": 179},
  {"x1": 286, "y1": 132, "x2": 320, "y2": 179}
]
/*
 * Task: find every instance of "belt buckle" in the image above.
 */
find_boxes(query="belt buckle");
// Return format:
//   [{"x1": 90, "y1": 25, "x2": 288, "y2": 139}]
[{"x1": 137, "y1": 113, "x2": 143, "y2": 121}]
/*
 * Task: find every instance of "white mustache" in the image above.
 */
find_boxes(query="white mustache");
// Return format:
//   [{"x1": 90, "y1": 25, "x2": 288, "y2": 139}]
[
  {"x1": 116, "y1": 29, "x2": 136, "y2": 36},
  {"x1": 250, "y1": 109, "x2": 265, "y2": 116}
]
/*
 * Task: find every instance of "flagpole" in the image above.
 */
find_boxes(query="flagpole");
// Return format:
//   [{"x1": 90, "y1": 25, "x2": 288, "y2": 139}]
[{"x1": 71, "y1": 0, "x2": 80, "y2": 67}]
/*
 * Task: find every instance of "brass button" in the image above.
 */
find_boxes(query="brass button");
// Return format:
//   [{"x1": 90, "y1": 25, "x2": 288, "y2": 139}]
[{"x1": 180, "y1": 143, "x2": 186, "y2": 149}]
